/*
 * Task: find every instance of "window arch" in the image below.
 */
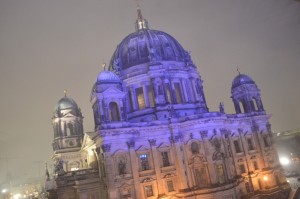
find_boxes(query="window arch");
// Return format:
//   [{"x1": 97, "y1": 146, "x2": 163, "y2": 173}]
[
  {"x1": 109, "y1": 102, "x2": 120, "y2": 121},
  {"x1": 191, "y1": 142, "x2": 200, "y2": 154}
]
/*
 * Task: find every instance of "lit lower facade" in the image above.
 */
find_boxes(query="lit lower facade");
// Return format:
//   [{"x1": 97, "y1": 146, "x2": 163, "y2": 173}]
[{"x1": 46, "y1": 6, "x2": 290, "y2": 199}]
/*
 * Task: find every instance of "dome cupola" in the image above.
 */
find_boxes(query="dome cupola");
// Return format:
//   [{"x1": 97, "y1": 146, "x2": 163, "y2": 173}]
[
  {"x1": 98, "y1": 5, "x2": 208, "y2": 124},
  {"x1": 97, "y1": 70, "x2": 121, "y2": 84},
  {"x1": 54, "y1": 90, "x2": 82, "y2": 118},
  {"x1": 109, "y1": 7, "x2": 190, "y2": 73},
  {"x1": 231, "y1": 73, "x2": 265, "y2": 114},
  {"x1": 232, "y1": 74, "x2": 255, "y2": 89},
  {"x1": 52, "y1": 91, "x2": 84, "y2": 151}
]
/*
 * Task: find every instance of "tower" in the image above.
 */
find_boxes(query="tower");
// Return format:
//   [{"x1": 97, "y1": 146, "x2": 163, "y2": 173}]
[
  {"x1": 52, "y1": 92, "x2": 84, "y2": 171},
  {"x1": 231, "y1": 73, "x2": 265, "y2": 114},
  {"x1": 91, "y1": 69, "x2": 127, "y2": 129}
]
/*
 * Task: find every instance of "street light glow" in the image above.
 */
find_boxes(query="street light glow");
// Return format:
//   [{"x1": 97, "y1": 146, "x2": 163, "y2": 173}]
[
  {"x1": 279, "y1": 157, "x2": 290, "y2": 165},
  {"x1": 2, "y1": 189, "x2": 7, "y2": 193}
]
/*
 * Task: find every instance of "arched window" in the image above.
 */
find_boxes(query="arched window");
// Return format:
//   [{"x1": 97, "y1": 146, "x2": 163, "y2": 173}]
[
  {"x1": 239, "y1": 100, "x2": 245, "y2": 113},
  {"x1": 136, "y1": 87, "x2": 146, "y2": 109},
  {"x1": 252, "y1": 97, "x2": 258, "y2": 111},
  {"x1": 109, "y1": 102, "x2": 120, "y2": 121},
  {"x1": 191, "y1": 142, "x2": 200, "y2": 154},
  {"x1": 174, "y1": 83, "x2": 183, "y2": 104},
  {"x1": 165, "y1": 83, "x2": 172, "y2": 104}
]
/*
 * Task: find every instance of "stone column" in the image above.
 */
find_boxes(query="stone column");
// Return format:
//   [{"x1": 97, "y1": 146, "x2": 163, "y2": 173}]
[
  {"x1": 180, "y1": 79, "x2": 188, "y2": 103},
  {"x1": 169, "y1": 78, "x2": 177, "y2": 104},
  {"x1": 190, "y1": 78, "x2": 199, "y2": 101},
  {"x1": 101, "y1": 144, "x2": 117, "y2": 198},
  {"x1": 200, "y1": 131, "x2": 214, "y2": 184},
  {"x1": 130, "y1": 87, "x2": 139, "y2": 111},
  {"x1": 251, "y1": 124, "x2": 266, "y2": 168},
  {"x1": 127, "y1": 140, "x2": 140, "y2": 199},
  {"x1": 148, "y1": 139, "x2": 164, "y2": 195},
  {"x1": 233, "y1": 99, "x2": 241, "y2": 114},
  {"x1": 169, "y1": 130, "x2": 189, "y2": 190}
]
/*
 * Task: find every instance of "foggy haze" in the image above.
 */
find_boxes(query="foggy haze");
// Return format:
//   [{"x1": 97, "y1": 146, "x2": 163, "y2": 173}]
[{"x1": 0, "y1": 0, "x2": 299, "y2": 182}]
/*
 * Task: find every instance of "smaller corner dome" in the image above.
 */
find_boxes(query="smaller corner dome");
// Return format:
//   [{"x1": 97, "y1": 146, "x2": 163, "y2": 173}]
[
  {"x1": 97, "y1": 70, "x2": 121, "y2": 83},
  {"x1": 55, "y1": 97, "x2": 79, "y2": 111},
  {"x1": 232, "y1": 74, "x2": 256, "y2": 89}
]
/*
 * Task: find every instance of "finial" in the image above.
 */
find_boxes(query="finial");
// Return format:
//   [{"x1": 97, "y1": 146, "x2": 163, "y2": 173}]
[
  {"x1": 102, "y1": 63, "x2": 107, "y2": 71},
  {"x1": 236, "y1": 66, "x2": 241, "y2": 75},
  {"x1": 64, "y1": 89, "x2": 67, "y2": 97},
  {"x1": 134, "y1": 0, "x2": 148, "y2": 30}
]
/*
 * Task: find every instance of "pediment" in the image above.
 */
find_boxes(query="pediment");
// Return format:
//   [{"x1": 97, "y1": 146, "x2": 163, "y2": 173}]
[
  {"x1": 101, "y1": 87, "x2": 126, "y2": 96},
  {"x1": 157, "y1": 143, "x2": 170, "y2": 150},
  {"x1": 135, "y1": 145, "x2": 149, "y2": 152},
  {"x1": 61, "y1": 111, "x2": 76, "y2": 118}
]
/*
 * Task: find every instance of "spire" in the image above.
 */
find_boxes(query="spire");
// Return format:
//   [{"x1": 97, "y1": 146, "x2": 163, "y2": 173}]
[
  {"x1": 102, "y1": 63, "x2": 107, "y2": 71},
  {"x1": 64, "y1": 89, "x2": 67, "y2": 97},
  {"x1": 236, "y1": 66, "x2": 241, "y2": 75},
  {"x1": 134, "y1": 0, "x2": 149, "y2": 30}
]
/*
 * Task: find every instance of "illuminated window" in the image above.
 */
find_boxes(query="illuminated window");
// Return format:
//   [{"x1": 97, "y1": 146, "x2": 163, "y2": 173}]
[
  {"x1": 252, "y1": 97, "x2": 258, "y2": 111},
  {"x1": 136, "y1": 87, "x2": 145, "y2": 109},
  {"x1": 161, "y1": 151, "x2": 170, "y2": 167},
  {"x1": 233, "y1": 140, "x2": 242, "y2": 153},
  {"x1": 167, "y1": 180, "x2": 175, "y2": 192},
  {"x1": 174, "y1": 83, "x2": 182, "y2": 104},
  {"x1": 139, "y1": 154, "x2": 149, "y2": 171},
  {"x1": 247, "y1": 138, "x2": 255, "y2": 150},
  {"x1": 144, "y1": 185, "x2": 153, "y2": 197}
]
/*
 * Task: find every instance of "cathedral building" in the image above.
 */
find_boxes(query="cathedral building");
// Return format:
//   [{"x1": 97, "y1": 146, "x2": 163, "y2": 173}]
[{"x1": 46, "y1": 6, "x2": 290, "y2": 199}]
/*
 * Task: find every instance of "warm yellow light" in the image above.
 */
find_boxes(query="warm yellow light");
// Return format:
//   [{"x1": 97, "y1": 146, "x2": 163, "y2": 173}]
[
  {"x1": 263, "y1": 176, "x2": 268, "y2": 181},
  {"x1": 88, "y1": 150, "x2": 94, "y2": 155}
]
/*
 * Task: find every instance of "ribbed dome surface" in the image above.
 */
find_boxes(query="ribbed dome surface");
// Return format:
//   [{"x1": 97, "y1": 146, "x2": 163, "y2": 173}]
[
  {"x1": 56, "y1": 97, "x2": 79, "y2": 111},
  {"x1": 97, "y1": 70, "x2": 120, "y2": 83},
  {"x1": 109, "y1": 29, "x2": 188, "y2": 71},
  {"x1": 232, "y1": 74, "x2": 255, "y2": 89}
]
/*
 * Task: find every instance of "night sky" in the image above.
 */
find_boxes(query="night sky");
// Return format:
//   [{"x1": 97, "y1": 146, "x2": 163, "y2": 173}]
[{"x1": 0, "y1": 0, "x2": 299, "y2": 182}]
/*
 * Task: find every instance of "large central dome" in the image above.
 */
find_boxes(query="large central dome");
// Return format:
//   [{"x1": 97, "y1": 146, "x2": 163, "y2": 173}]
[
  {"x1": 109, "y1": 9, "x2": 189, "y2": 72},
  {"x1": 110, "y1": 29, "x2": 187, "y2": 71}
]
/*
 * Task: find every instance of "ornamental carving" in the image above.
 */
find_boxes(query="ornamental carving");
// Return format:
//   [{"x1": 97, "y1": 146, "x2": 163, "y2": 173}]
[
  {"x1": 126, "y1": 140, "x2": 135, "y2": 148},
  {"x1": 148, "y1": 139, "x2": 156, "y2": 146},
  {"x1": 200, "y1": 131, "x2": 208, "y2": 138},
  {"x1": 141, "y1": 177, "x2": 154, "y2": 183},
  {"x1": 101, "y1": 144, "x2": 111, "y2": 153},
  {"x1": 252, "y1": 123, "x2": 259, "y2": 132},
  {"x1": 212, "y1": 151, "x2": 224, "y2": 161},
  {"x1": 210, "y1": 137, "x2": 221, "y2": 152}
]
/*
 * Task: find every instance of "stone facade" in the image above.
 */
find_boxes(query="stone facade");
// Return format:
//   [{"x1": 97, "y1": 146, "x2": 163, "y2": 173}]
[{"x1": 46, "y1": 7, "x2": 290, "y2": 199}]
